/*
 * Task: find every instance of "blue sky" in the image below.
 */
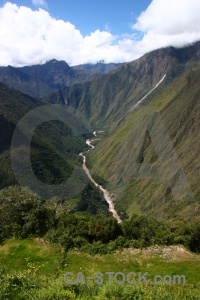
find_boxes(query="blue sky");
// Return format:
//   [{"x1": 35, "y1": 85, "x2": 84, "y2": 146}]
[
  {"x1": 0, "y1": 0, "x2": 200, "y2": 66},
  {"x1": 46, "y1": 0, "x2": 152, "y2": 36},
  {"x1": 5, "y1": 0, "x2": 151, "y2": 36}
]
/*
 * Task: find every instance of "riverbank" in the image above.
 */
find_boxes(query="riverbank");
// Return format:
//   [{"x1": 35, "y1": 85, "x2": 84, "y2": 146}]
[{"x1": 79, "y1": 131, "x2": 122, "y2": 223}]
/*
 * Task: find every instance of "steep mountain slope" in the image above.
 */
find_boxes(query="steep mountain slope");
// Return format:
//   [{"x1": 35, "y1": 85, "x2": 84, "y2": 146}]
[
  {"x1": 20, "y1": 59, "x2": 78, "y2": 89},
  {"x1": 42, "y1": 42, "x2": 200, "y2": 126},
  {"x1": 0, "y1": 83, "x2": 89, "y2": 198},
  {"x1": 39, "y1": 43, "x2": 200, "y2": 222},
  {"x1": 87, "y1": 66, "x2": 200, "y2": 222},
  {"x1": 0, "y1": 66, "x2": 53, "y2": 99}
]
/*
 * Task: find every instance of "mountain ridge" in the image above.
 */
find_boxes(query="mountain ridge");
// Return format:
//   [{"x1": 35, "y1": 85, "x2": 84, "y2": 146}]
[
  {"x1": 42, "y1": 42, "x2": 200, "y2": 127},
  {"x1": 0, "y1": 60, "x2": 122, "y2": 99}
]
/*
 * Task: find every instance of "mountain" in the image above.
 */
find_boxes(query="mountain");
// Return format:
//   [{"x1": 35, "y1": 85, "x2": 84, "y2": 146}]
[
  {"x1": 0, "y1": 66, "x2": 53, "y2": 99},
  {"x1": 86, "y1": 44, "x2": 200, "y2": 222},
  {"x1": 1, "y1": 42, "x2": 200, "y2": 221},
  {"x1": 88, "y1": 66, "x2": 200, "y2": 221},
  {"x1": 42, "y1": 42, "x2": 200, "y2": 126},
  {"x1": 0, "y1": 60, "x2": 122, "y2": 99},
  {"x1": 19, "y1": 59, "x2": 77, "y2": 89},
  {"x1": 42, "y1": 42, "x2": 200, "y2": 222},
  {"x1": 20, "y1": 60, "x2": 122, "y2": 89}
]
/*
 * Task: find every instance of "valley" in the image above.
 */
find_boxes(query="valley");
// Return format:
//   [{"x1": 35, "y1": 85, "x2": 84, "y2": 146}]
[
  {"x1": 0, "y1": 41, "x2": 200, "y2": 299},
  {"x1": 1, "y1": 42, "x2": 200, "y2": 224},
  {"x1": 80, "y1": 131, "x2": 122, "y2": 223}
]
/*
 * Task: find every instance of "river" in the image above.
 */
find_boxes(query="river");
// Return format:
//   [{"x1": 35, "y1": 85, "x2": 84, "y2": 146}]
[{"x1": 79, "y1": 131, "x2": 122, "y2": 223}]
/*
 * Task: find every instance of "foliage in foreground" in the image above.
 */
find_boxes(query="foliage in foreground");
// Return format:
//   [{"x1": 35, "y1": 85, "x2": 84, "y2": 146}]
[
  {"x1": 0, "y1": 268, "x2": 199, "y2": 300},
  {"x1": 0, "y1": 238, "x2": 199, "y2": 299},
  {"x1": 0, "y1": 186, "x2": 200, "y2": 255}
]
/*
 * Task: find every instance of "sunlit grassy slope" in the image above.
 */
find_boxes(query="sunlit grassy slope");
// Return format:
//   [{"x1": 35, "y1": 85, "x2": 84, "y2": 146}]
[{"x1": 87, "y1": 67, "x2": 200, "y2": 222}]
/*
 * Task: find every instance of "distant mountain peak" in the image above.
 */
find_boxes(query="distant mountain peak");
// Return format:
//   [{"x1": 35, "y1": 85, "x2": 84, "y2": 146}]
[
  {"x1": 0, "y1": 60, "x2": 123, "y2": 99},
  {"x1": 46, "y1": 59, "x2": 69, "y2": 66}
]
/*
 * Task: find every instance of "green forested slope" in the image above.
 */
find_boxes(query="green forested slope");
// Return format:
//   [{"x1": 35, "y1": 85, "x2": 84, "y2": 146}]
[{"x1": 0, "y1": 83, "x2": 86, "y2": 194}]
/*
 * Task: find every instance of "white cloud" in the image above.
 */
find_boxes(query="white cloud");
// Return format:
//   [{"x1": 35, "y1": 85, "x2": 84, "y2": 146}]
[
  {"x1": 32, "y1": 0, "x2": 47, "y2": 7},
  {"x1": 0, "y1": 2, "x2": 138, "y2": 66},
  {"x1": 0, "y1": 1, "x2": 200, "y2": 67},
  {"x1": 133, "y1": 0, "x2": 200, "y2": 53}
]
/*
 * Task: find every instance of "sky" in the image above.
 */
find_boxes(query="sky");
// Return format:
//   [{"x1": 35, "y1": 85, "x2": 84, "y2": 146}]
[{"x1": 0, "y1": 0, "x2": 200, "y2": 66}]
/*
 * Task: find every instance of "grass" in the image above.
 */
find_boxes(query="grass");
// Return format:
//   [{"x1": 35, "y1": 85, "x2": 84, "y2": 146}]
[
  {"x1": 0, "y1": 239, "x2": 199, "y2": 299},
  {"x1": 0, "y1": 239, "x2": 63, "y2": 275},
  {"x1": 67, "y1": 248, "x2": 200, "y2": 284}
]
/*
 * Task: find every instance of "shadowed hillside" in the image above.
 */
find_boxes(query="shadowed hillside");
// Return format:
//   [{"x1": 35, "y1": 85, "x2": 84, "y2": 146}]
[{"x1": 0, "y1": 83, "x2": 88, "y2": 195}]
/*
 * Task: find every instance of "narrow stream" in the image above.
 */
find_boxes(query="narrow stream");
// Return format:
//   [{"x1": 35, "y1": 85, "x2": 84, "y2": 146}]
[{"x1": 79, "y1": 131, "x2": 122, "y2": 223}]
